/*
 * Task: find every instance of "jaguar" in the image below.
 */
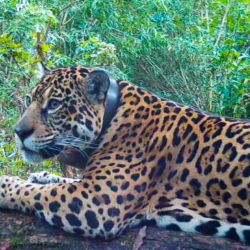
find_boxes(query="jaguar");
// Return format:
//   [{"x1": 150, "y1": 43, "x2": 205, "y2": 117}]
[{"x1": 0, "y1": 66, "x2": 250, "y2": 243}]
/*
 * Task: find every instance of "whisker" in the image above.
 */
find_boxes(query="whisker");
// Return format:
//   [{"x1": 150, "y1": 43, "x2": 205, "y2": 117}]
[
  {"x1": 48, "y1": 144, "x2": 89, "y2": 163},
  {"x1": 48, "y1": 145, "x2": 73, "y2": 160},
  {"x1": 49, "y1": 145, "x2": 63, "y2": 152},
  {"x1": 61, "y1": 140, "x2": 99, "y2": 147},
  {"x1": 55, "y1": 135, "x2": 99, "y2": 146},
  {"x1": 54, "y1": 137, "x2": 99, "y2": 149},
  {"x1": 56, "y1": 141, "x2": 97, "y2": 150},
  {"x1": 67, "y1": 145, "x2": 89, "y2": 160}
]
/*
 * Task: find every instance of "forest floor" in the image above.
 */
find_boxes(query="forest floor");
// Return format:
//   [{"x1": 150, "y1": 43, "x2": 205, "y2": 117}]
[{"x1": 0, "y1": 209, "x2": 249, "y2": 250}]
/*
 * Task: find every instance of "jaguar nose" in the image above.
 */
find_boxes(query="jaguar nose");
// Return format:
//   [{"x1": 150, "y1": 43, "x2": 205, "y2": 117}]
[{"x1": 14, "y1": 125, "x2": 34, "y2": 141}]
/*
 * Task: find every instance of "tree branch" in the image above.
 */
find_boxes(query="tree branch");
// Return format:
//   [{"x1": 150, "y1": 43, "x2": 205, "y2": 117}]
[{"x1": 214, "y1": 3, "x2": 230, "y2": 48}]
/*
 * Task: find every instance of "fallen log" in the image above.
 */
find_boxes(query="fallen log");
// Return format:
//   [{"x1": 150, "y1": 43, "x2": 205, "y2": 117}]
[{"x1": 0, "y1": 209, "x2": 249, "y2": 250}]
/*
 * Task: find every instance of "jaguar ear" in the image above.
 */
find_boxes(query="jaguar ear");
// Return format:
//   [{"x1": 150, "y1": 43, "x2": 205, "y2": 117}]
[{"x1": 86, "y1": 69, "x2": 110, "y2": 103}]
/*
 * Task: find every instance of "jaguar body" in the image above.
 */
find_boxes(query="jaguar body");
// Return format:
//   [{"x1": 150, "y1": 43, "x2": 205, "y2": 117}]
[{"x1": 0, "y1": 66, "x2": 250, "y2": 243}]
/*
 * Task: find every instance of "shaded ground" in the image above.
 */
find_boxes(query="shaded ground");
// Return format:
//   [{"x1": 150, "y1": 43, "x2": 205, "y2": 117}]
[{"x1": 0, "y1": 209, "x2": 249, "y2": 250}]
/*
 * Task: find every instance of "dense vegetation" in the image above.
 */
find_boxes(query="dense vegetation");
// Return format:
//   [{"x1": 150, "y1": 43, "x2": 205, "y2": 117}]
[{"x1": 0, "y1": 0, "x2": 249, "y2": 176}]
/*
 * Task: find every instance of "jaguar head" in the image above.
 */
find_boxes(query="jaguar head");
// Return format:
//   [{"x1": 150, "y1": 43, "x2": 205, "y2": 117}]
[{"x1": 14, "y1": 67, "x2": 112, "y2": 163}]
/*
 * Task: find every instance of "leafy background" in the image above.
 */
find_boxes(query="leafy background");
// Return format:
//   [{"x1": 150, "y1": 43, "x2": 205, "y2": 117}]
[{"x1": 0, "y1": 0, "x2": 249, "y2": 176}]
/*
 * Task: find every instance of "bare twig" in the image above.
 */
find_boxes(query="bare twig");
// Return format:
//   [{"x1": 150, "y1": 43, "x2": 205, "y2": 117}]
[
  {"x1": 44, "y1": 22, "x2": 51, "y2": 41},
  {"x1": 214, "y1": 3, "x2": 230, "y2": 48},
  {"x1": 35, "y1": 25, "x2": 46, "y2": 62},
  {"x1": 237, "y1": 46, "x2": 250, "y2": 63},
  {"x1": 205, "y1": 0, "x2": 210, "y2": 33},
  {"x1": 132, "y1": 226, "x2": 147, "y2": 250},
  {"x1": 179, "y1": 64, "x2": 200, "y2": 107},
  {"x1": 12, "y1": 57, "x2": 30, "y2": 80},
  {"x1": 145, "y1": 55, "x2": 185, "y2": 103},
  {"x1": 59, "y1": 0, "x2": 81, "y2": 14},
  {"x1": 35, "y1": 23, "x2": 51, "y2": 71}
]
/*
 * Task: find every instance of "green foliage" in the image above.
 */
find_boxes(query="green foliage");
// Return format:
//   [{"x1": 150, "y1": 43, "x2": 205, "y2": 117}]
[
  {"x1": 0, "y1": 0, "x2": 249, "y2": 175},
  {"x1": 77, "y1": 37, "x2": 118, "y2": 66}
]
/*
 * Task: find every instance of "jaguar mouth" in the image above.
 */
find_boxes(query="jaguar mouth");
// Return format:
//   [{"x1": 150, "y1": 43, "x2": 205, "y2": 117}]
[
  {"x1": 20, "y1": 144, "x2": 64, "y2": 163},
  {"x1": 21, "y1": 147, "x2": 44, "y2": 163}
]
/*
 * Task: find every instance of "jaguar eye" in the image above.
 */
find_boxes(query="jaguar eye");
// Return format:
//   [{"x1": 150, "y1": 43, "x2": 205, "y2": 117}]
[
  {"x1": 24, "y1": 95, "x2": 32, "y2": 107},
  {"x1": 47, "y1": 99, "x2": 61, "y2": 110}
]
